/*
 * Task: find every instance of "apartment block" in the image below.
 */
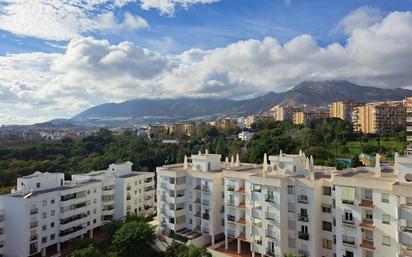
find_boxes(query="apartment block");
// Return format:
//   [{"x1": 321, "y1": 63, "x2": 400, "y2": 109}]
[
  {"x1": 352, "y1": 101, "x2": 405, "y2": 134},
  {"x1": 271, "y1": 104, "x2": 303, "y2": 122},
  {"x1": 330, "y1": 101, "x2": 354, "y2": 121},
  {"x1": 0, "y1": 172, "x2": 102, "y2": 257},
  {"x1": 157, "y1": 151, "x2": 226, "y2": 246},
  {"x1": 293, "y1": 111, "x2": 330, "y2": 125},
  {"x1": 0, "y1": 162, "x2": 155, "y2": 257},
  {"x1": 406, "y1": 97, "x2": 412, "y2": 154},
  {"x1": 72, "y1": 162, "x2": 155, "y2": 222}
]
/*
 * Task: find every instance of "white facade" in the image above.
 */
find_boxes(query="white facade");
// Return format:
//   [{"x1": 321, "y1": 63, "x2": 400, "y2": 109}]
[
  {"x1": 0, "y1": 172, "x2": 102, "y2": 257},
  {"x1": 0, "y1": 162, "x2": 156, "y2": 257},
  {"x1": 238, "y1": 131, "x2": 254, "y2": 141}
]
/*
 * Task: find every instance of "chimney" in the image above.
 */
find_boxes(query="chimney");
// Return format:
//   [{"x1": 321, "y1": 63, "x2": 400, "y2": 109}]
[
  {"x1": 183, "y1": 155, "x2": 188, "y2": 169},
  {"x1": 262, "y1": 153, "x2": 268, "y2": 177},
  {"x1": 375, "y1": 153, "x2": 381, "y2": 177},
  {"x1": 235, "y1": 153, "x2": 240, "y2": 167}
]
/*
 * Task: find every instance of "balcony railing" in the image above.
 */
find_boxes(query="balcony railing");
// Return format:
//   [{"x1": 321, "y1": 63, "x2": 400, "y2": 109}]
[
  {"x1": 227, "y1": 229, "x2": 236, "y2": 237},
  {"x1": 201, "y1": 200, "x2": 209, "y2": 206},
  {"x1": 265, "y1": 195, "x2": 276, "y2": 203},
  {"x1": 202, "y1": 186, "x2": 210, "y2": 192},
  {"x1": 297, "y1": 195, "x2": 308, "y2": 204},
  {"x1": 202, "y1": 213, "x2": 210, "y2": 220},
  {"x1": 265, "y1": 230, "x2": 276, "y2": 239},
  {"x1": 298, "y1": 232, "x2": 309, "y2": 241},
  {"x1": 298, "y1": 214, "x2": 309, "y2": 222},
  {"x1": 360, "y1": 219, "x2": 375, "y2": 230},
  {"x1": 266, "y1": 248, "x2": 275, "y2": 257},
  {"x1": 342, "y1": 235, "x2": 355, "y2": 246},
  {"x1": 237, "y1": 202, "x2": 246, "y2": 208},
  {"x1": 30, "y1": 208, "x2": 38, "y2": 215},
  {"x1": 265, "y1": 212, "x2": 276, "y2": 221},
  {"x1": 194, "y1": 185, "x2": 201, "y2": 190},
  {"x1": 30, "y1": 221, "x2": 38, "y2": 228},
  {"x1": 30, "y1": 234, "x2": 38, "y2": 241},
  {"x1": 360, "y1": 239, "x2": 375, "y2": 250},
  {"x1": 236, "y1": 187, "x2": 246, "y2": 193},
  {"x1": 359, "y1": 199, "x2": 374, "y2": 208},
  {"x1": 227, "y1": 185, "x2": 235, "y2": 191}
]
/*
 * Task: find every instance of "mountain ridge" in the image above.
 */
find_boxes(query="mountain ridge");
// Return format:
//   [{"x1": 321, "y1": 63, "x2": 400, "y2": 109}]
[{"x1": 64, "y1": 80, "x2": 412, "y2": 126}]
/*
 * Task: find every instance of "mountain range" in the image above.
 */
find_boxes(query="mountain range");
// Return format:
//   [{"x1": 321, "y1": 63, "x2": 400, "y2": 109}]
[{"x1": 58, "y1": 80, "x2": 412, "y2": 126}]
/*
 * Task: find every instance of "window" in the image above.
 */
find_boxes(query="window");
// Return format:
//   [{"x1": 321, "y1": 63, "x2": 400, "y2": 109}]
[
  {"x1": 93, "y1": 219, "x2": 97, "y2": 224},
  {"x1": 87, "y1": 190, "x2": 90, "y2": 195},
  {"x1": 93, "y1": 209, "x2": 97, "y2": 214},
  {"x1": 93, "y1": 198, "x2": 97, "y2": 204},
  {"x1": 322, "y1": 239, "x2": 332, "y2": 249},
  {"x1": 323, "y1": 186, "x2": 332, "y2": 196},
  {"x1": 50, "y1": 234, "x2": 55, "y2": 240},
  {"x1": 36, "y1": 183, "x2": 41, "y2": 188},
  {"x1": 381, "y1": 193, "x2": 389, "y2": 203},
  {"x1": 382, "y1": 214, "x2": 390, "y2": 224},
  {"x1": 287, "y1": 185, "x2": 294, "y2": 195},
  {"x1": 42, "y1": 200, "x2": 47, "y2": 206},
  {"x1": 51, "y1": 210, "x2": 55, "y2": 216},
  {"x1": 50, "y1": 199, "x2": 55, "y2": 204},
  {"x1": 322, "y1": 204, "x2": 331, "y2": 213},
  {"x1": 42, "y1": 225, "x2": 47, "y2": 231},
  {"x1": 189, "y1": 205, "x2": 192, "y2": 211},
  {"x1": 93, "y1": 188, "x2": 97, "y2": 193},
  {"x1": 382, "y1": 235, "x2": 391, "y2": 246},
  {"x1": 322, "y1": 221, "x2": 332, "y2": 232},
  {"x1": 42, "y1": 212, "x2": 47, "y2": 218},
  {"x1": 42, "y1": 237, "x2": 47, "y2": 243},
  {"x1": 51, "y1": 222, "x2": 55, "y2": 228}
]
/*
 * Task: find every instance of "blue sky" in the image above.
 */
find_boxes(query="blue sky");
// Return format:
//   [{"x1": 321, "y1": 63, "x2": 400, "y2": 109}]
[
  {"x1": 2, "y1": 0, "x2": 411, "y2": 55},
  {"x1": 0, "y1": 0, "x2": 411, "y2": 124}
]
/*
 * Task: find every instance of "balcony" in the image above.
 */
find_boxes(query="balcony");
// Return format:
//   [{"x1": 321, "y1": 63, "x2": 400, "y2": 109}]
[
  {"x1": 253, "y1": 221, "x2": 262, "y2": 228},
  {"x1": 194, "y1": 185, "x2": 201, "y2": 191},
  {"x1": 265, "y1": 195, "x2": 276, "y2": 203},
  {"x1": 202, "y1": 213, "x2": 210, "y2": 220},
  {"x1": 401, "y1": 245, "x2": 412, "y2": 257},
  {"x1": 238, "y1": 232, "x2": 246, "y2": 240},
  {"x1": 30, "y1": 221, "x2": 38, "y2": 228},
  {"x1": 342, "y1": 199, "x2": 355, "y2": 205},
  {"x1": 160, "y1": 182, "x2": 167, "y2": 189},
  {"x1": 400, "y1": 204, "x2": 412, "y2": 220},
  {"x1": 360, "y1": 239, "x2": 375, "y2": 251},
  {"x1": 298, "y1": 249, "x2": 309, "y2": 257},
  {"x1": 236, "y1": 187, "x2": 246, "y2": 193},
  {"x1": 297, "y1": 195, "x2": 308, "y2": 204},
  {"x1": 265, "y1": 212, "x2": 276, "y2": 221},
  {"x1": 298, "y1": 214, "x2": 309, "y2": 222},
  {"x1": 237, "y1": 202, "x2": 246, "y2": 209},
  {"x1": 194, "y1": 199, "x2": 201, "y2": 204},
  {"x1": 227, "y1": 229, "x2": 236, "y2": 237},
  {"x1": 201, "y1": 199, "x2": 209, "y2": 206},
  {"x1": 342, "y1": 235, "x2": 356, "y2": 246},
  {"x1": 194, "y1": 212, "x2": 201, "y2": 218},
  {"x1": 401, "y1": 227, "x2": 412, "y2": 245},
  {"x1": 227, "y1": 215, "x2": 236, "y2": 222},
  {"x1": 227, "y1": 185, "x2": 235, "y2": 191},
  {"x1": 266, "y1": 249, "x2": 275, "y2": 257},
  {"x1": 202, "y1": 186, "x2": 210, "y2": 192},
  {"x1": 226, "y1": 201, "x2": 235, "y2": 207},
  {"x1": 144, "y1": 186, "x2": 154, "y2": 192},
  {"x1": 360, "y1": 219, "x2": 375, "y2": 230},
  {"x1": 30, "y1": 208, "x2": 38, "y2": 215},
  {"x1": 298, "y1": 232, "x2": 309, "y2": 241},
  {"x1": 265, "y1": 230, "x2": 276, "y2": 240},
  {"x1": 237, "y1": 217, "x2": 246, "y2": 224},
  {"x1": 30, "y1": 234, "x2": 38, "y2": 241},
  {"x1": 359, "y1": 199, "x2": 374, "y2": 208}
]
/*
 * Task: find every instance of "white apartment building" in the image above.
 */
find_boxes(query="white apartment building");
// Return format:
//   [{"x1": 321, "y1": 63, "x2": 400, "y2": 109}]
[
  {"x1": 157, "y1": 150, "x2": 412, "y2": 257},
  {"x1": 0, "y1": 172, "x2": 102, "y2": 257},
  {"x1": 157, "y1": 151, "x2": 225, "y2": 246},
  {"x1": 72, "y1": 162, "x2": 155, "y2": 222},
  {"x1": 0, "y1": 162, "x2": 155, "y2": 257}
]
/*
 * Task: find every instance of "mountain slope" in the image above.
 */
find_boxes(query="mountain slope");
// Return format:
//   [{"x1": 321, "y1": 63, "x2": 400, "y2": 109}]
[{"x1": 70, "y1": 80, "x2": 412, "y2": 125}]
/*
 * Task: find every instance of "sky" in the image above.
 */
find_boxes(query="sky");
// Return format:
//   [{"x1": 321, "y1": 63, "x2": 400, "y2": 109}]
[{"x1": 0, "y1": 0, "x2": 412, "y2": 125}]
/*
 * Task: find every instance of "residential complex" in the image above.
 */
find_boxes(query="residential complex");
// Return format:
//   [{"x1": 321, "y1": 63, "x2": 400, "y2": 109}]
[
  {"x1": 157, "y1": 150, "x2": 412, "y2": 257},
  {"x1": 293, "y1": 111, "x2": 330, "y2": 125},
  {"x1": 271, "y1": 104, "x2": 303, "y2": 122},
  {"x1": 352, "y1": 101, "x2": 406, "y2": 134},
  {"x1": 330, "y1": 101, "x2": 355, "y2": 121},
  {"x1": 0, "y1": 162, "x2": 155, "y2": 257}
]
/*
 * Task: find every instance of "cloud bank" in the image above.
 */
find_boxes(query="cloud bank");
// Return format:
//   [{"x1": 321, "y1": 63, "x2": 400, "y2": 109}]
[{"x1": 1, "y1": 10, "x2": 412, "y2": 124}]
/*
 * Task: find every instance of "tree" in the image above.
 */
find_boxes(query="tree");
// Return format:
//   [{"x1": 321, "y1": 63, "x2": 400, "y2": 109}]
[
  {"x1": 178, "y1": 244, "x2": 211, "y2": 257},
  {"x1": 70, "y1": 245, "x2": 101, "y2": 257},
  {"x1": 165, "y1": 241, "x2": 188, "y2": 257},
  {"x1": 351, "y1": 154, "x2": 363, "y2": 168},
  {"x1": 112, "y1": 220, "x2": 156, "y2": 257}
]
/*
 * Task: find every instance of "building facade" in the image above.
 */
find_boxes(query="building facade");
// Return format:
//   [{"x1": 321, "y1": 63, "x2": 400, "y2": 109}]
[
  {"x1": 293, "y1": 111, "x2": 330, "y2": 125},
  {"x1": 271, "y1": 104, "x2": 303, "y2": 122},
  {"x1": 0, "y1": 162, "x2": 155, "y2": 257},
  {"x1": 353, "y1": 101, "x2": 406, "y2": 134},
  {"x1": 406, "y1": 97, "x2": 412, "y2": 154},
  {"x1": 330, "y1": 101, "x2": 354, "y2": 121}
]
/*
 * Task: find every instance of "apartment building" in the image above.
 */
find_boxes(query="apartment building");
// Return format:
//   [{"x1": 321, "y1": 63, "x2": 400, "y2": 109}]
[
  {"x1": 271, "y1": 104, "x2": 303, "y2": 122},
  {"x1": 0, "y1": 172, "x2": 102, "y2": 257},
  {"x1": 216, "y1": 118, "x2": 238, "y2": 129},
  {"x1": 157, "y1": 151, "x2": 226, "y2": 246},
  {"x1": 72, "y1": 162, "x2": 155, "y2": 222},
  {"x1": 406, "y1": 97, "x2": 412, "y2": 154},
  {"x1": 148, "y1": 125, "x2": 166, "y2": 138},
  {"x1": 352, "y1": 101, "x2": 406, "y2": 134},
  {"x1": 245, "y1": 115, "x2": 274, "y2": 128},
  {"x1": 330, "y1": 101, "x2": 354, "y2": 121},
  {"x1": 0, "y1": 162, "x2": 155, "y2": 257},
  {"x1": 293, "y1": 111, "x2": 330, "y2": 125}
]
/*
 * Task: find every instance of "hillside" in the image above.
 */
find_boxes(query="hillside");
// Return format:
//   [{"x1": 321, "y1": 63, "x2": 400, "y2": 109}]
[{"x1": 68, "y1": 80, "x2": 412, "y2": 125}]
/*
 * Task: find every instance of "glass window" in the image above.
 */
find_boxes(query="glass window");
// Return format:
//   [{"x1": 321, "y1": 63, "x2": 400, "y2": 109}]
[
  {"x1": 382, "y1": 235, "x2": 391, "y2": 246},
  {"x1": 381, "y1": 193, "x2": 390, "y2": 203},
  {"x1": 382, "y1": 214, "x2": 390, "y2": 224}
]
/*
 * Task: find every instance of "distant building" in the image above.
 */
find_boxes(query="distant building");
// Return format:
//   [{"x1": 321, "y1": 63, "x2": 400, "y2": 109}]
[
  {"x1": 245, "y1": 115, "x2": 274, "y2": 128},
  {"x1": 238, "y1": 131, "x2": 254, "y2": 141},
  {"x1": 352, "y1": 101, "x2": 405, "y2": 134},
  {"x1": 148, "y1": 125, "x2": 166, "y2": 138},
  {"x1": 293, "y1": 111, "x2": 330, "y2": 125},
  {"x1": 271, "y1": 104, "x2": 303, "y2": 121},
  {"x1": 166, "y1": 123, "x2": 186, "y2": 135},
  {"x1": 330, "y1": 101, "x2": 354, "y2": 121},
  {"x1": 216, "y1": 118, "x2": 238, "y2": 129},
  {"x1": 237, "y1": 117, "x2": 246, "y2": 129},
  {"x1": 136, "y1": 128, "x2": 148, "y2": 136},
  {"x1": 405, "y1": 97, "x2": 412, "y2": 154}
]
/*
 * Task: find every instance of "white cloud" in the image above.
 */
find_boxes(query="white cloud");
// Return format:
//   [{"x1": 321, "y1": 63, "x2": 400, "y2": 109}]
[
  {"x1": 139, "y1": 0, "x2": 220, "y2": 16},
  {"x1": 1, "y1": 10, "x2": 412, "y2": 124},
  {"x1": 0, "y1": 0, "x2": 148, "y2": 41},
  {"x1": 334, "y1": 6, "x2": 382, "y2": 35}
]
